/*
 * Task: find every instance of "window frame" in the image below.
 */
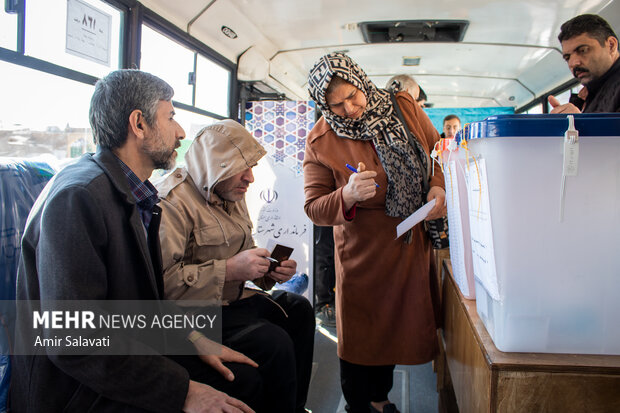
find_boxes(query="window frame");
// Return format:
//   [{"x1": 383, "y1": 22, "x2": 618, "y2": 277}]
[
  {"x1": 141, "y1": 7, "x2": 238, "y2": 121},
  {"x1": 516, "y1": 78, "x2": 580, "y2": 114},
  {"x1": 0, "y1": 0, "x2": 127, "y2": 87},
  {"x1": 0, "y1": 0, "x2": 238, "y2": 121}
]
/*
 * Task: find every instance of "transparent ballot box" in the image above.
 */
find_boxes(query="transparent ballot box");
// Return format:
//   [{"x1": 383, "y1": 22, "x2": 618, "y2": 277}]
[{"x1": 463, "y1": 114, "x2": 620, "y2": 355}]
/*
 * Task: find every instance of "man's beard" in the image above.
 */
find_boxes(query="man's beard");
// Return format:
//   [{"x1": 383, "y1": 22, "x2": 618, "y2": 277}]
[
  {"x1": 144, "y1": 131, "x2": 177, "y2": 170},
  {"x1": 151, "y1": 150, "x2": 176, "y2": 170}
]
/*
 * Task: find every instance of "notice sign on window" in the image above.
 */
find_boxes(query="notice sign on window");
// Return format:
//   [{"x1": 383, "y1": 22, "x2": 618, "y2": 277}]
[{"x1": 66, "y1": 0, "x2": 111, "y2": 66}]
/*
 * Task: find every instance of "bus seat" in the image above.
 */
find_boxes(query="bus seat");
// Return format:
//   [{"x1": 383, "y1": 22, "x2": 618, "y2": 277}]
[{"x1": 0, "y1": 159, "x2": 54, "y2": 412}]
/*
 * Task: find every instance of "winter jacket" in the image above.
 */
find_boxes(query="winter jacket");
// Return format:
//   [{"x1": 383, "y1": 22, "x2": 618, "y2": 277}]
[
  {"x1": 583, "y1": 57, "x2": 620, "y2": 113},
  {"x1": 303, "y1": 92, "x2": 442, "y2": 365},
  {"x1": 11, "y1": 149, "x2": 189, "y2": 413},
  {"x1": 157, "y1": 120, "x2": 275, "y2": 305}
]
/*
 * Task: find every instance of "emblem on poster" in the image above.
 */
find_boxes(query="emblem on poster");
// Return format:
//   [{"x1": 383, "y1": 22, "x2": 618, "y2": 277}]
[{"x1": 260, "y1": 189, "x2": 278, "y2": 203}]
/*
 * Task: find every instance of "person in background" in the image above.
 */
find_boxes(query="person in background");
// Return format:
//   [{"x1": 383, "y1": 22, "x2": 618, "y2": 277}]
[
  {"x1": 548, "y1": 14, "x2": 620, "y2": 113},
  {"x1": 435, "y1": 114, "x2": 459, "y2": 287},
  {"x1": 386, "y1": 74, "x2": 429, "y2": 108},
  {"x1": 304, "y1": 52, "x2": 445, "y2": 413},
  {"x1": 314, "y1": 225, "x2": 336, "y2": 327},
  {"x1": 386, "y1": 74, "x2": 420, "y2": 101},
  {"x1": 440, "y1": 114, "x2": 461, "y2": 139},
  {"x1": 11, "y1": 70, "x2": 253, "y2": 413},
  {"x1": 416, "y1": 87, "x2": 428, "y2": 107},
  {"x1": 156, "y1": 119, "x2": 315, "y2": 413}
]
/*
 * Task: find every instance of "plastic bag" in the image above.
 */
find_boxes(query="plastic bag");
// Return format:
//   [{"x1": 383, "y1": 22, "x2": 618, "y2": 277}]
[
  {"x1": 0, "y1": 159, "x2": 54, "y2": 300},
  {"x1": 273, "y1": 273, "x2": 309, "y2": 295}
]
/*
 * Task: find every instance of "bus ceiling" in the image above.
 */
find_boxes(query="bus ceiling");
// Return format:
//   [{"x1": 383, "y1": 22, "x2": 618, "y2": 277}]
[{"x1": 138, "y1": 0, "x2": 620, "y2": 109}]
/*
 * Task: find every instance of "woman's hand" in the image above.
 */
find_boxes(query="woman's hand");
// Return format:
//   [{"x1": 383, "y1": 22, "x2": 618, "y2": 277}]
[
  {"x1": 342, "y1": 162, "x2": 377, "y2": 210},
  {"x1": 425, "y1": 186, "x2": 447, "y2": 220}
]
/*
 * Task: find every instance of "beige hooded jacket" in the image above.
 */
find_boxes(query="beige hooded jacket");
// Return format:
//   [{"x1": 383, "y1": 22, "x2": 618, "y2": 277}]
[{"x1": 156, "y1": 119, "x2": 274, "y2": 305}]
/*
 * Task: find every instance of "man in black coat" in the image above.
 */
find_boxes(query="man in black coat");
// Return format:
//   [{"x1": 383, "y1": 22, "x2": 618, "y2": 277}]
[
  {"x1": 549, "y1": 14, "x2": 620, "y2": 113},
  {"x1": 10, "y1": 70, "x2": 255, "y2": 413}
]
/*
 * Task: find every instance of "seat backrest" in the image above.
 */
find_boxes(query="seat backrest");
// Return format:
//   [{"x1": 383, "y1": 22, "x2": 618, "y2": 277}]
[{"x1": 0, "y1": 159, "x2": 54, "y2": 412}]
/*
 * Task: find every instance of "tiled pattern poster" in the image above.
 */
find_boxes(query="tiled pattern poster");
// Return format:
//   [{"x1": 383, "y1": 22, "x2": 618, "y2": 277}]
[{"x1": 245, "y1": 101, "x2": 316, "y2": 300}]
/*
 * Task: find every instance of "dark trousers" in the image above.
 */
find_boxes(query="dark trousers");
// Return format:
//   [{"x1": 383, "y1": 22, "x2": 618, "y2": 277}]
[
  {"x1": 314, "y1": 225, "x2": 335, "y2": 308},
  {"x1": 222, "y1": 291, "x2": 315, "y2": 413},
  {"x1": 340, "y1": 358, "x2": 395, "y2": 413}
]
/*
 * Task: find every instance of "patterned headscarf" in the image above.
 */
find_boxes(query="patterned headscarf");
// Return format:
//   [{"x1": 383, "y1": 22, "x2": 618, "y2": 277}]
[{"x1": 308, "y1": 52, "x2": 427, "y2": 218}]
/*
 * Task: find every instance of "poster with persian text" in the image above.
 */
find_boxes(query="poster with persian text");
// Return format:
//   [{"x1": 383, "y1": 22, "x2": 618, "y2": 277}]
[{"x1": 244, "y1": 101, "x2": 315, "y2": 300}]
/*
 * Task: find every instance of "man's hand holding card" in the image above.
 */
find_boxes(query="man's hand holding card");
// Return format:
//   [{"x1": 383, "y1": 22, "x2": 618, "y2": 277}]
[{"x1": 266, "y1": 243, "x2": 296, "y2": 283}]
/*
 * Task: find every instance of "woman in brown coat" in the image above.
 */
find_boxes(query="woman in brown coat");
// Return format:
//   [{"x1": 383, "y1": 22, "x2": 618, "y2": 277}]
[{"x1": 303, "y1": 53, "x2": 446, "y2": 413}]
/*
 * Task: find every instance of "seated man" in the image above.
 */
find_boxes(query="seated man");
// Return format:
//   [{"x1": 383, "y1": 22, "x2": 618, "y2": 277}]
[
  {"x1": 11, "y1": 69, "x2": 253, "y2": 413},
  {"x1": 157, "y1": 119, "x2": 315, "y2": 413}
]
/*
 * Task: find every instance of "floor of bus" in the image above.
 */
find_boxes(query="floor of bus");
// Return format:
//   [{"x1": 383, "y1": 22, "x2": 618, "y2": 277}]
[{"x1": 306, "y1": 324, "x2": 439, "y2": 413}]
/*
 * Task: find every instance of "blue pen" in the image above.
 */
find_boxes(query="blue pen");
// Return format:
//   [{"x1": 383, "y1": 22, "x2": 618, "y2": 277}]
[{"x1": 346, "y1": 163, "x2": 380, "y2": 188}]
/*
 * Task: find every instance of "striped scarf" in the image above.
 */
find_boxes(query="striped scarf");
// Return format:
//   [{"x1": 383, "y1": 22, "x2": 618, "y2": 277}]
[{"x1": 308, "y1": 52, "x2": 427, "y2": 218}]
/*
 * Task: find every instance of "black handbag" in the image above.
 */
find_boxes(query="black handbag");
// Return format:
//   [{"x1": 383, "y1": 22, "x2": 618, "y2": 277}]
[{"x1": 389, "y1": 93, "x2": 449, "y2": 249}]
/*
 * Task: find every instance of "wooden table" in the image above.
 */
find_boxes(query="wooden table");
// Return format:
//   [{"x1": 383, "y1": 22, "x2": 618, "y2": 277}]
[{"x1": 437, "y1": 260, "x2": 620, "y2": 413}]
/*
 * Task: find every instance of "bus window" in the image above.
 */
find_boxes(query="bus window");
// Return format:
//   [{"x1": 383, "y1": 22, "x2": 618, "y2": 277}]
[
  {"x1": 195, "y1": 54, "x2": 230, "y2": 118},
  {"x1": 25, "y1": 0, "x2": 121, "y2": 78},
  {"x1": 526, "y1": 104, "x2": 543, "y2": 114},
  {"x1": 0, "y1": 7, "x2": 18, "y2": 51},
  {"x1": 553, "y1": 89, "x2": 572, "y2": 106},
  {"x1": 0, "y1": 60, "x2": 94, "y2": 165},
  {"x1": 140, "y1": 24, "x2": 233, "y2": 119},
  {"x1": 140, "y1": 25, "x2": 195, "y2": 107}
]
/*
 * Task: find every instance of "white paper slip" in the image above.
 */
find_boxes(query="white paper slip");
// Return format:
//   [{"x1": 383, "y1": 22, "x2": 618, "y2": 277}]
[{"x1": 396, "y1": 199, "x2": 436, "y2": 239}]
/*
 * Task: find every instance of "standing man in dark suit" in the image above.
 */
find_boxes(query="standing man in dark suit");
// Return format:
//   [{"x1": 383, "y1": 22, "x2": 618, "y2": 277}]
[
  {"x1": 11, "y1": 70, "x2": 254, "y2": 413},
  {"x1": 549, "y1": 14, "x2": 620, "y2": 113}
]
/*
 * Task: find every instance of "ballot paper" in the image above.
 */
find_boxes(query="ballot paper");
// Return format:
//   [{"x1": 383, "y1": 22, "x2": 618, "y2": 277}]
[
  {"x1": 396, "y1": 199, "x2": 436, "y2": 239},
  {"x1": 465, "y1": 158, "x2": 499, "y2": 301}
]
